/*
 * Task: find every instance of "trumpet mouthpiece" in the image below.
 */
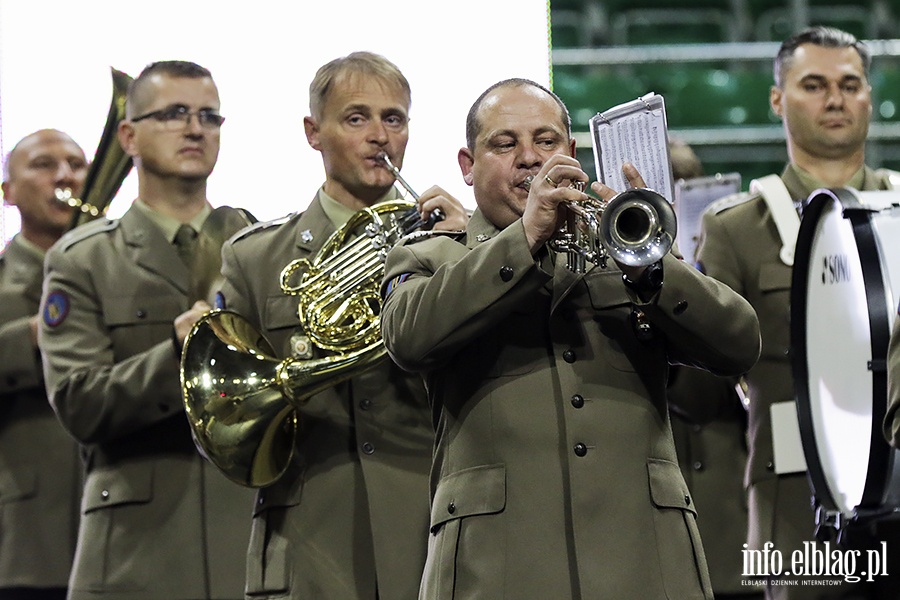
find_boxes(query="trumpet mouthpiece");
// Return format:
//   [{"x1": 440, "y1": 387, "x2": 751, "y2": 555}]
[{"x1": 522, "y1": 175, "x2": 535, "y2": 190}]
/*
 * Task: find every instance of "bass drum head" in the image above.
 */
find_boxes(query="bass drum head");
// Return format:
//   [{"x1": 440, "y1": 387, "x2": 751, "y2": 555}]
[{"x1": 792, "y1": 188, "x2": 900, "y2": 523}]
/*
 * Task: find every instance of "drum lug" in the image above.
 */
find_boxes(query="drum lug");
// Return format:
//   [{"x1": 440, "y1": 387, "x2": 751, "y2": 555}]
[{"x1": 813, "y1": 504, "x2": 842, "y2": 543}]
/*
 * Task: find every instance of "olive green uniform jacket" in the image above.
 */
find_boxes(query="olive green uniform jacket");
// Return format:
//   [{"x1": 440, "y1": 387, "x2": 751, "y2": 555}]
[
  {"x1": 668, "y1": 368, "x2": 758, "y2": 596},
  {"x1": 380, "y1": 209, "x2": 761, "y2": 600},
  {"x1": 697, "y1": 165, "x2": 896, "y2": 598},
  {"x1": 39, "y1": 205, "x2": 256, "y2": 600},
  {"x1": 0, "y1": 234, "x2": 81, "y2": 590},
  {"x1": 217, "y1": 193, "x2": 432, "y2": 600}
]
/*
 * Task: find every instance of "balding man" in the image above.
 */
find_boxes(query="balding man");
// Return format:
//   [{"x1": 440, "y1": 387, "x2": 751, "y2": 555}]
[{"x1": 0, "y1": 129, "x2": 86, "y2": 600}]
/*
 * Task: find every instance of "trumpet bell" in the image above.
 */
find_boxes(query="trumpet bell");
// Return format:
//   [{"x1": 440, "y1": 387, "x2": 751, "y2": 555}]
[
  {"x1": 181, "y1": 310, "x2": 298, "y2": 488},
  {"x1": 600, "y1": 188, "x2": 677, "y2": 267}
]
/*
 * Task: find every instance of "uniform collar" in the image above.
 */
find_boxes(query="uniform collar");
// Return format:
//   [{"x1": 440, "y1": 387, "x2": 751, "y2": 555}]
[
  {"x1": 316, "y1": 186, "x2": 400, "y2": 232},
  {"x1": 132, "y1": 199, "x2": 212, "y2": 243}
]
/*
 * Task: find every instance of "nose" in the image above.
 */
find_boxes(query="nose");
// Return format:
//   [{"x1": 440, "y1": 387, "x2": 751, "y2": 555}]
[
  {"x1": 367, "y1": 120, "x2": 389, "y2": 146},
  {"x1": 516, "y1": 142, "x2": 542, "y2": 170},
  {"x1": 825, "y1": 83, "x2": 846, "y2": 109},
  {"x1": 55, "y1": 161, "x2": 77, "y2": 184},
  {"x1": 184, "y1": 112, "x2": 205, "y2": 136}
]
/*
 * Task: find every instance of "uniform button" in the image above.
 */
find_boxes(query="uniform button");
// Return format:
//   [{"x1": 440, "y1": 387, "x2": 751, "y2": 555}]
[
  {"x1": 684, "y1": 495, "x2": 691, "y2": 506},
  {"x1": 499, "y1": 266, "x2": 514, "y2": 282},
  {"x1": 136, "y1": 309, "x2": 147, "y2": 319},
  {"x1": 574, "y1": 443, "x2": 587, "y2": 457},
  {"x1": 563, "y1": 349, "x2": 576, "y2": 363},
  {"x1": 692, "y1": 424, "x2": 702, "y2": 433},
  {"x1": 674, "y1": 301, "x2": 688, "y2": 315},
  {"x1": 447, "y1": 501, "x2": 456, "y2": 514},
  {"x1": 101, "y1": 489, "x2": 110, "y2": 501},
  {"x1": 571, "y1": 394, "x2": 584, "y2": 408},
  {"x1": 766, "y1": 461, "x2": 775, "y2": 471},
  {"x1": 362, "y1": 442, "x2": 375, "y2": 455},
  {"x1": 693, "y1": 461, "x2": 704, "y2": 471},
  {"x1": 359, "y1": 399, "x2": 372, "y2": 411},
  {"x1": 258, "y1": 496, "x2": 265, "y2": 505}
]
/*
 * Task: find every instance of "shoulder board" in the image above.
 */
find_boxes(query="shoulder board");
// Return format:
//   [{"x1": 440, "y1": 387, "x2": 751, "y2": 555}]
[
  {"x1": 704, "y1": 191, "x2": 757, "y2": 216},
  {"x1": 228, "y1": 212, "x2": 297, "y2": 244},
  {"x1": 397, "y1": 229, "x2": 466, "y2": 247},
  {"x1": 58, "y1": 218, "x2": 120, "y2": 252},
  {"x1": 876, "y1": 168, "x2": 900, "y2": 191}
]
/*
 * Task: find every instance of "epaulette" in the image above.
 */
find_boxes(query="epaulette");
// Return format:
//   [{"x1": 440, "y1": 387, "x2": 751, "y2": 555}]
[
  {"x1": 704, "y1": 191, "x2": 756, "y2": 216},
  {"x1": 58, "y1": 218, "x2": 120, "y2": 252},
  {"x1": 228, "y1": 212, "x2": 296, "y2": 244},
  {"x1": 396, "y1": 229, "x2": 466, "y2": 247}
]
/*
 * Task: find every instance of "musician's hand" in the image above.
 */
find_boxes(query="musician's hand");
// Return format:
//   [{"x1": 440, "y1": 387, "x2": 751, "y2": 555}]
[
  {"x1": 418, "y1": 185, "x2": 468, "y2": 231},
  {"x1": 174, "y1": 300, "x2": 212, "y2": 348},
  {"x1": 590, "y1": 162, "x2": 647, "y2": 201},
  {"x1": 523, "y1": 155, "x2": 588, "y2": 254},
  {"x1": 590, "y1": 162, "x2": 648, "y2": 281}
]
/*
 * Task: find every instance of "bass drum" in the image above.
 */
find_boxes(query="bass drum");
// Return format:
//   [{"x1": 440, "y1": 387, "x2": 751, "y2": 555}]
[{"x1": 791, "y1": 187, "x2": 900, "y2": 541}]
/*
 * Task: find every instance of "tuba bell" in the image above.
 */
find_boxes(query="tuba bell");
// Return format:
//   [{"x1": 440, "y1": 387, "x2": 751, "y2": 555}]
[
  {"x1": 181, "y1": 164, "x2": 443, "y2": 487},
  {"x1": 55, "y1": 67, "x2": 134, "y2": 230}
]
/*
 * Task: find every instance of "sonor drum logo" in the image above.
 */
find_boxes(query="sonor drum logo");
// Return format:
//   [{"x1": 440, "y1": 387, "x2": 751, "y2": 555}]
[{"x1": 821, "y1": 255, "x2": 851, "y2": 284}]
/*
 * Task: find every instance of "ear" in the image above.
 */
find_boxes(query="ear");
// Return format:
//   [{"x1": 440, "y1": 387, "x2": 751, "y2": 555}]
[
  {"x1": 303, "y1": 117, "x2": 320, "y2": 151},
  {"x1": 458, "y1": 147, "x2": 475, "y2": 186},
  {"x1": 1, "y1": 181, "x2": 13, "y2": 207},
  {"x1": 568, "y1": 137, "x2": 577, "y2": 159},
  {"x1": 770, "y1": 85, "x2": 784, "y2": 119},
  {"x1": 117, "y1": 120, "x2": 139, "y2": 158}
]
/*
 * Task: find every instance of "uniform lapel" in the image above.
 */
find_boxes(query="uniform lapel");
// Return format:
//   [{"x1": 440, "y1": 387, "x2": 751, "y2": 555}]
[
  {"x1": 294, "y1": 197, "x2": 337, "y2": 256},
  {"x1": 119, "y1": 207, "x2": 190, "y2": 295}
]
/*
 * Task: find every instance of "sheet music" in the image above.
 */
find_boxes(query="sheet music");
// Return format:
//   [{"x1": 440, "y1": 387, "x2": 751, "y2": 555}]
[
  {"x1": 674, "y1": 173, "x2": 742, "y2": 264},
  {"x1": 590, "y1": 93, "x2": 674, "y2": 201}
]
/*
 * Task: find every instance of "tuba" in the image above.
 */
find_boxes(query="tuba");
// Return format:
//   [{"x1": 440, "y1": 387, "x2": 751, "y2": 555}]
[
  {"x1": 55, "y1": 67, "x2": 134, "y2": 230},
  {"x1": 181, "y1": 156, "x2": 443, "y2": 487}
]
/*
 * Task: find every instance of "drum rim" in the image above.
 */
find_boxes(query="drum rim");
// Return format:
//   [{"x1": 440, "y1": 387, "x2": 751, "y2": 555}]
[{"x1": 791, "y1": 187, "x2": 895, "y2": 521}]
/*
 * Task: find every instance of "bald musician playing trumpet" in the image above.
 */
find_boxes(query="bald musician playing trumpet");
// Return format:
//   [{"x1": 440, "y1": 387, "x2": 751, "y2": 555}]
[{"x1": 380, "y1": 78, "x2": 761, "y2": 600}]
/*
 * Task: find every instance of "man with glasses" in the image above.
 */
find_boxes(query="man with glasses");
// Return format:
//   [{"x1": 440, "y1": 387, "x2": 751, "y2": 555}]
[
  {"x1": 38, "y1": 60, "x2": 255, "y2": 600},
  {"x1": 0, "y1": 129, "x2": 86, "y2": 600}
]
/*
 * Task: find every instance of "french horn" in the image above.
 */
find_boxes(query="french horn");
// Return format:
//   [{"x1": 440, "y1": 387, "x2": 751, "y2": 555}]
[{"x1": 181, "y1": 155, "x2": 442, "y2": 487}]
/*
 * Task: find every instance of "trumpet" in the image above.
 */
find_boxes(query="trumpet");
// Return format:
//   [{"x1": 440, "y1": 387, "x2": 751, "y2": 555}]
[{"x1": 523, "y1": 175, "x2": 676, "y2": 273}]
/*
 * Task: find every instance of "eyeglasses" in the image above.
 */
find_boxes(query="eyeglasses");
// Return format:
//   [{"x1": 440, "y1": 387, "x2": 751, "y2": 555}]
[{"x1": 131, "y1": 104, "x2": 225, "y2": 129}]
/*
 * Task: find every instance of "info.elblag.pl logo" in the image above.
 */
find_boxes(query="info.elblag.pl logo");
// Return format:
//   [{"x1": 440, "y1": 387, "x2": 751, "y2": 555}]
[{"x1": 742, "y1": 541, "x2": 889, "y2": 584}]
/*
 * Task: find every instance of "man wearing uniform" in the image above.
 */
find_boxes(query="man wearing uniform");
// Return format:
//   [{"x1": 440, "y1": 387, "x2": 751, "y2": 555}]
[
  {"x1": 215, "y1": 52, "x2": 467, "y2": 599},
  {"x1": 380, "y1": 78, "x2": 761, "y2": 599},
  {"x1": 666, "y1": 140, "x2": 761, "y2": 600},
  {"x1": 0, "y1": 130, "x2": 86, "y2": 600},
  {"x1": 697, "y1": 27, "x2": 900, "y2": 599},
  {"x1": 38, "y1": 61, "x2": 255, "y2": 600}
]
